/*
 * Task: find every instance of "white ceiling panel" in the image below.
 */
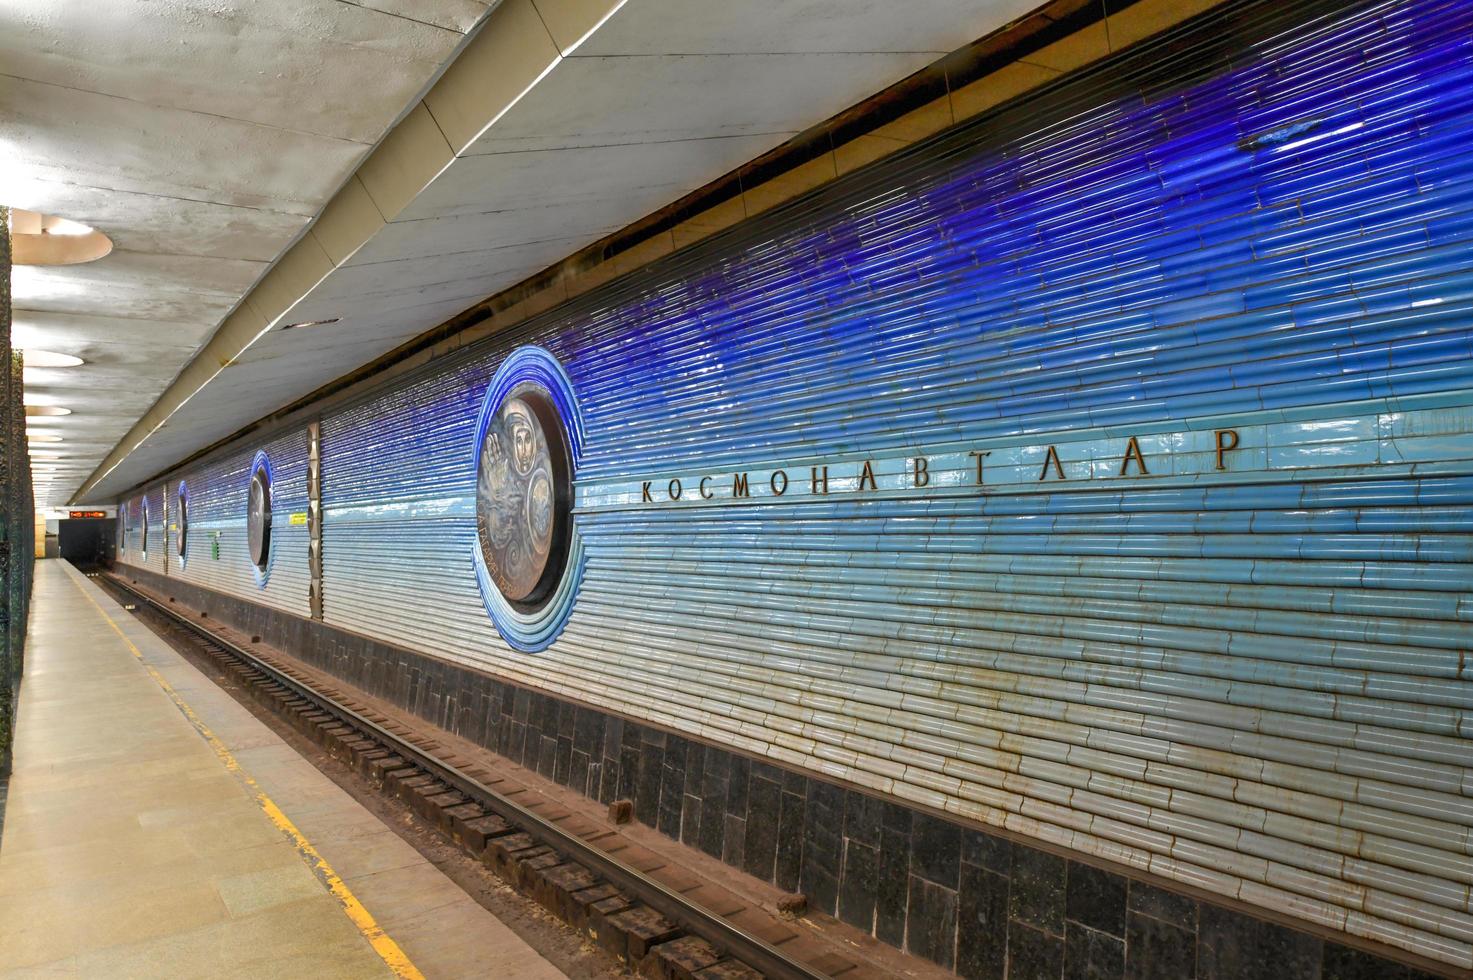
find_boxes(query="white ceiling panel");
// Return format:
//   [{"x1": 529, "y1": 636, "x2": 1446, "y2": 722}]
[
  {"x1": 403, "y1": 133, "x2": 788, "y2": 220},
  {"x1": 460, "y1": 52, "x2": 940, "y2": 155},
  {"x1": 576, "y1": 0, "x2": 1042, "y2": 56}
]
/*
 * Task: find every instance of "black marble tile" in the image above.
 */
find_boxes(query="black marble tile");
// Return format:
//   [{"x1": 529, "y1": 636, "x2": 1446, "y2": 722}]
[
  {"x1": 1125, "y1": 911, "x2": 1196, "y2": 980},
  {"x1": 621, "y1": 719, "x2": 641, "y2": 754},
  {"x1": 1127, "y1": 881, "x2": 1197, "y2": 932},
  {"x1": 1010, "y1": 847, "x2": 1067, "y2": 935},
  {"x1": 698, "y1": 789, "x2": 727, "y2": 859},
  {"x1": 906, "y1": 874, "x2": 958, "y2": 970},
  {"x1": 658, "y1": 739, "x2": 687, "y2": 838},
  {"x1": 838, "y1": 839, "x2": 878, "y2": 932},
  {"x1": 536, "y1": 734, "x2": 557, "y2": 779},
  {"x1": 635, "y1": 741, "x2": 662, "y2": 825},
  {"x1": 680, "y1": 792, "x2": 702, "y2": 847},
  {"x1": 1197, "y1": 904, "x2": 1321, "y2": 980},
  {"x1": 600, "y1": 755, "x2": 621, "y2": 804},
  {"x1": 568, "y1": 749, "x2": 589, "y2": 796},
  {"x1": 751, "y1": 759, "x2": 784, "y2": 786},
  {"x1": 775, "y1": 790, "x2": 805, "y2": 892},
  {"x1": 619, "y1": 747, "x2": 642, "y2": 799},
  {"x1": 684, "y1": 742, "x2": 705, "y2": 796},
  {"x1": 523, "y1": 723, "x2": 544, "y2": 768},
  {"x1": 1067, "y1": 863, "x2": 1127, "y2": 937},
  {"x1": 727, "y1": 756, "x2": 750, "y2": 817},
  {"x1": 876, "y1": 825, "x2": 911, "y2": 947},
  {"x1": 1008, "y1": 920, "x2": 1065, "y2": 980},
  {"x1": 883, "y1": 799, "x2": 913, "y2": 833},
  {"x1": 657, "y1": 791, "x2": 682, "y2": 838},
  {"x1": 910, "y1": 812, "x2": 962, "y2": 889},
  {"x1": 722, "y1": 813, "x2": 746, "y2": 869},
  {"x1": 702, "y1": 746, "x2": 730, "y2": 794},
  {"x1": 808, "y1": 777, "x2": 844, "y2": 818},
  {"x1": 802, "y1": 813, "x2": 842, "y2": 916},
  {"x1": 743, "y1": 775, "x2": 781, "y2": 882},
  {"x1": 1065, "y1": 923, "x2": 1124, "y2": 980},
  {"x1": 587, "y1": 760, "x2": 603, "y2": 802},
  {"x1": 512, "y1": 720, "x2": 530, "y2": 766},
  {"x1": 602, "y1": 715, "x2": 624, "y2": 760},
  {"x1": 957, "y1": 863, "x2": 1009, "y2": 980},
  {"x1": 573, "y1": 706, "x2": 601, "y2": 757},
  {"x1": 666, "y1": 734, "x2": 687, "y2": 772},
  {"x1": 1321, "y1": 942, "x2": 1442, "y2": 980},
  {"x1": 962, "y1": 826, "x2": 1012, "y2": 876},
  {"x1": 553, "y1": 734, "x2": 573, "y2": 784},
  {"x1": 844, "y1": 789, "x2": 883, "y2": 847}
]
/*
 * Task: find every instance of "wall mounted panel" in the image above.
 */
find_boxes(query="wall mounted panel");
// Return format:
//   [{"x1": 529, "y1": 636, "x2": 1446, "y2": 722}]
[
  {"x1": 119, "y1": 429, "x2": 311, "y2": 620},
  {"x1": 140, "y1": 0, "x2": 1473, "y2": 970}
]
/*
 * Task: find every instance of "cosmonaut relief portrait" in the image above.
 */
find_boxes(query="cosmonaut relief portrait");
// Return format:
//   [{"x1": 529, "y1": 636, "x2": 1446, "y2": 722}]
[{"x1": 477, "y1": 384, "x2": 561, "y2": 606}]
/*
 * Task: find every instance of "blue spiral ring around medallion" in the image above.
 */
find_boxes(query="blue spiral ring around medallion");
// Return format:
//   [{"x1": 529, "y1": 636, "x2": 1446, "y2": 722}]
[
  {"x1": 472, "y1": 345, "x2": 586, "y2": 653},
  {"x1": 249, "y1": 450, "x2": 274, "y2": 589},
  {"x1": 177, "y1": 479, "x2": 189, "y2": 569}
]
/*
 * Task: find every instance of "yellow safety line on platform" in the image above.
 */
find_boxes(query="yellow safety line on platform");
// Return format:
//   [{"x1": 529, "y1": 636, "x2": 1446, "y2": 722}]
[{"x1": 71, "y1": 573, "x2": 425, "y2": 980}]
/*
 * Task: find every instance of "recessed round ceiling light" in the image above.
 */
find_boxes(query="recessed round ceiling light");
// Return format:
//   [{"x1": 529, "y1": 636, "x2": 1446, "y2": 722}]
[
  {"x1": 25, "y1": 405, "x2": 71, "y2": 417},
  {"x1": 27, "y1": 433, "x2": 63, "y2": 443},
  {"x1": 7, "y1": 208, "x2": 113, "y2": 266},
  {"x1": 22, "y1": 349, "x2": 83, "y2": 368}
]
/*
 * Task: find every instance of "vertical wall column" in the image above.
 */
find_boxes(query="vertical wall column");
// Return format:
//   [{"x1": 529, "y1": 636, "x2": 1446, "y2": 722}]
[
  {"x1": 307, "y1": 420, "x2": 322, "y2": 620},
  {"x1": 0, "y1": 206, "x2": 11, "y2": 777},
  {"x1": 0, "y1": 207, "x2": 32, "y2": 777},
  {"x1": 10, "y1": 351, "x2": 31, "y2": 682}
]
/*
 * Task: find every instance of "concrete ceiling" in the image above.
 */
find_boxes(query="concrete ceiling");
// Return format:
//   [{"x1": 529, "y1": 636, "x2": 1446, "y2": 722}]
[
  {"x1": 6, "y1": 0, "x2": 1043, "y2": 506},
  {"x1": 2, "y1": 0, "x2": 492, "y2": 508}
]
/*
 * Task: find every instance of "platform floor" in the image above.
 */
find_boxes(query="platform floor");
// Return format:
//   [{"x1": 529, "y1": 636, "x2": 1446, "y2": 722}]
[{"x1": 0, "y1": 561, "x2": 566, "y2": 979}]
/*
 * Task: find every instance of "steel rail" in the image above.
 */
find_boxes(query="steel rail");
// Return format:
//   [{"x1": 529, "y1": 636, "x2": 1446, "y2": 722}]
[{"x1": 102, "y1": 573, "x2": 825, "y2": 980}]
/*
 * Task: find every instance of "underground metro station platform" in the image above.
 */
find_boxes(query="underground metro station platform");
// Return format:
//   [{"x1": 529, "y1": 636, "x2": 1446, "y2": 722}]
[{"x1": 2, "y1": 0, "x2": 1471, "y2": 977}]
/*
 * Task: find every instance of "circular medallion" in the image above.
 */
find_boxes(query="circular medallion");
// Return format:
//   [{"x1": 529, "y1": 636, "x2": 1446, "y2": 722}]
[
  {"x1": 473, "y1": 347, "x2": 585, "y2": 652},
  {"x1": 247, "y1": 451, "x2": 273, "y2": 584},
  {"x1": 176, "y1": 481, "x2": 189, "y2": 564},
  {"x1": 477, "y1": 385, "x2": 571, "y2": 608}
]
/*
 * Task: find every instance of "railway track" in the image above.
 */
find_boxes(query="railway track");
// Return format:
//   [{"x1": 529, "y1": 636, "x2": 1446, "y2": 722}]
[{"x1": 99, "y1": 572, "x2": 833, "y2": 980}]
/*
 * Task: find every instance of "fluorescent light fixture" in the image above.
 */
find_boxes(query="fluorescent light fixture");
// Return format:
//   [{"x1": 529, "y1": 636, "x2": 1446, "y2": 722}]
[{"x1": 22, "y1": 349, "x2": 83, "y2": 368}]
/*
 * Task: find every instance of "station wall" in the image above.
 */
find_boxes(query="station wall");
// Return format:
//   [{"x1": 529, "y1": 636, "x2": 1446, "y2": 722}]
[
  {"x1": 116, "y1": 0, "x2": 1473, "y2": 973},
  {"x1": 123, "y1": 429, "x2": 311, "y2": 620}
]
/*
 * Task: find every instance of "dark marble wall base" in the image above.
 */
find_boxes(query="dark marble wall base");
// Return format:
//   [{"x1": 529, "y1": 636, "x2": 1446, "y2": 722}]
[{"x1": 113, "y1": 564, "x2": 1456, "y2": 980}]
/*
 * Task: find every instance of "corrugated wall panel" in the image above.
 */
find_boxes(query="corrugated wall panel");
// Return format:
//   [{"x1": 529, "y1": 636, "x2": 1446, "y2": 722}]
[
  {"x1": 144, "y1": 483, "x2": 166, "y2": 576},
  {"x1": 167, "y1": 479, "x2": 183, "y2": 572},
  {"x1": 117, "y1": 490, "x2": 161, "y2": 573},
  {"x1": 166, "y1": 429, "x2": 311, "y2": 619},
  {"x1": 220, "y1": 0, "x2": 1473, "y2": 967}
]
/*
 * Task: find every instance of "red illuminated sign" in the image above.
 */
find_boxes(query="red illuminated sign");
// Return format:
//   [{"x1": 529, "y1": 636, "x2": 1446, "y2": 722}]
[{"x1": 68, "y1": 510, "x2": 107, "y2": 519}]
